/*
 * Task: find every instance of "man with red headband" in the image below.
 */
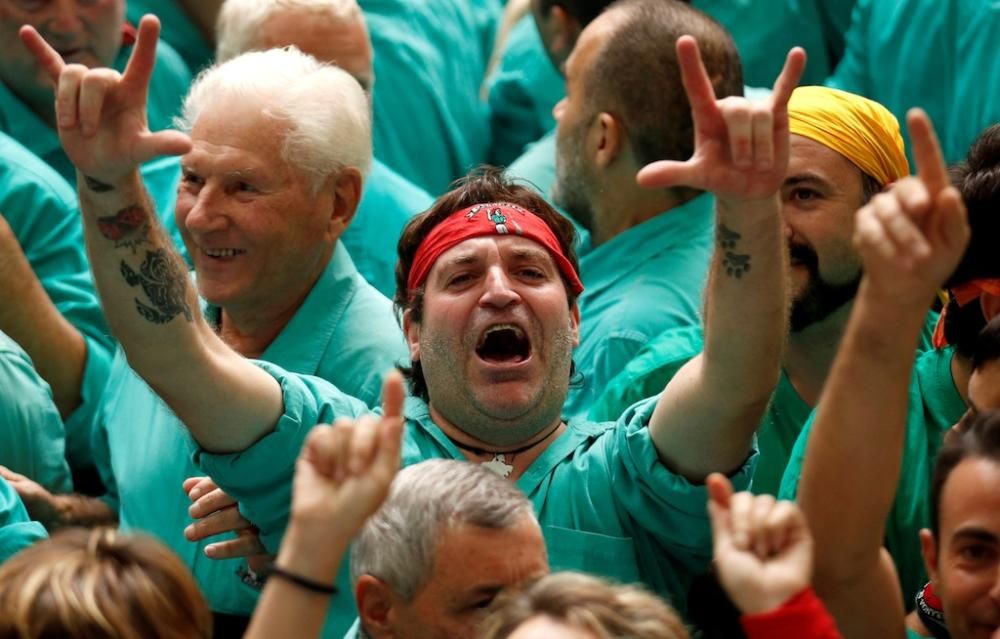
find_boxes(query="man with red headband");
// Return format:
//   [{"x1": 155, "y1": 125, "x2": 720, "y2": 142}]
[{"x1": 26, "y1": 6, "x2": 804, "y2": 634}]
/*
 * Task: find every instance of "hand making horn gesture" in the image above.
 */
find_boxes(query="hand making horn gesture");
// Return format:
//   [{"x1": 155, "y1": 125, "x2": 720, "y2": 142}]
[
  {"x1": 637, "y1": 36, "x2": 806, "y2": 202},
  {"x1": 19, "y1": 15, "x2": 191, "y2": 185},
  {"x1": 853, "y1": 109, "x2": 969, "y2": 308}
]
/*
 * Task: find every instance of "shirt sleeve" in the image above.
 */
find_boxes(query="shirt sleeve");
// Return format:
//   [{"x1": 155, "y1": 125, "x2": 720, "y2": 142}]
[
  {"x1": 740, "y1": 587, "x2": 844, "y2": 639},
  {"x1": 0, "y1": 476, "x2": 47, "y2": 564},
  {"x1": 193, "y1": 360, "x2": 370, "y2": 553}
]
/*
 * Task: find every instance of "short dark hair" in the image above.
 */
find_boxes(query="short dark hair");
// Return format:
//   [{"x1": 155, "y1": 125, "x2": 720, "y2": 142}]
[
  {"x1": 580, "y1": 0, "x2": 743, "y2": 167},
  {"x1": 535, "y1": 0, "x2": 613, "y2": 26},
  {"x1": 930, "y1": 410, "x2": 1000, "y2": 537},
  {"x1": 973, "y1": 314, "x2": 1000, "y2": 372},
  {"x1": 942, "y1": 123, "x2": 1000, "y2": 357},
  {"x1": 393, "y1": 166, "x2": 581, "y2": 401}
]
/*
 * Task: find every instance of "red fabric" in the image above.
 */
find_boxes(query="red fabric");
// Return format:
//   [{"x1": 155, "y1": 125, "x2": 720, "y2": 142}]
[
  {"x1": 740, "y1": 587, "x2": 844, "y2": 639},
  {"x1": 931, "y1": 279, "x2": 1000, "y2": 348},
  {"x1": 407, "y1": 202, "x2": 584, "y2": 296},
  {"x1": 121, "y1": 22, "x2": 137, "y2": 46}
]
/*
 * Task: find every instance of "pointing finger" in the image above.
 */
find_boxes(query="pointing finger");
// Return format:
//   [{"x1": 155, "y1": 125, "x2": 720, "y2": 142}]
[
  {"x1": 675, "y1": 36, "x2": 721, "y2": 127},
  {"x1": 907, "y1": 109, "x2": 948, "y2": 196},
  {"x1": 381, "y1": 369, "x2": 406, "y2": 419},
  {"x1": 770, "y1": 47, "x2": 806, "y2": 107},
  {"x1": 121, "y1": 15, "x2": 162, "y2": 96},
  {"x1": 18, "y1": 26, "x2": 65, "y2": 85}
]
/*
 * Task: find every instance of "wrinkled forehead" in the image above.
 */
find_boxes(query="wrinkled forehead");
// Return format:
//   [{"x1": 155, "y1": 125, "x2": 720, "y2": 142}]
[
  {"x1": 427, "y1": 235, "x2": 558, "y2": 275},
  {"x1": 938, "y1": 457, "x2": 1000, "y2": 537}
]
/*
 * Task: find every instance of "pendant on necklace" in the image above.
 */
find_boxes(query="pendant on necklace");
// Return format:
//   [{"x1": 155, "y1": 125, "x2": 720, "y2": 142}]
[{"x1": 481, "y1": 453, "x2": 514, "y2": 478}]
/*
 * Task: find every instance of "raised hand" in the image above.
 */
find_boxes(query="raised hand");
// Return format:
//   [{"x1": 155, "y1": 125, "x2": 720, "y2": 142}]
[
  {"x1": 707, "y1": 473, "x2": 813, "y2": 615},
  {"x1": 637, "y1": 36, "x2": 805, "y2": 202},
  {"x1": 183, "y1": 476, "x2": 270, "y2": 571},
  {"x1": 19, "y1": 15, "x2": 191, "y2": 184},
  {"x1": 288, "y1": 371, "x2": 405, "y2": 541},
  {"x1": 853, "y1": 109, "x2": 969, "y2": 308}
]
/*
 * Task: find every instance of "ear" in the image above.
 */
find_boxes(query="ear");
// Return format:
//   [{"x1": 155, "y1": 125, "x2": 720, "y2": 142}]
[
  {"x1": 592, "y1": 112, "x2": 623, "y2": 169},
  {"x1": 325, "y1": 168, "x2": 363, "y2": 241},
  {"x1": 537, "y1": 4, "x2": 583, "y2": 67},
  {"x1": 402, "y1": 309, "x2": 420, "y2": 363},
  {"x1": 980, "y1": 292, "x2": 1000, "y2": 323},
  {"x1": 356, "y1": 575, "x2": 395, "y2": 638},
  {"x1": 919, "y1": 528, "x2": 941, "y2": 587},
  {"x1": 569, "y1": 302, "x2": 581, "y2": 347}
]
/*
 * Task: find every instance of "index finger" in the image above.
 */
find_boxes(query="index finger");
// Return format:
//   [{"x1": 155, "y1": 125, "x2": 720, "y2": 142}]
[
  {"x1": 18, "y1": 26, "x2": 65, "y2": 85},
  {"x1": 770, "y1": 47, "x2": 806, "y2": 107},
  {"x1": 381, "y1": 369, "x2": 406, "y2": 420},
  {"x1": 675, "y1": 36, "x2": 721, "y2": 123},
  {"x1": 121, "y1": 15, "x2": 162, "y2": 95},
  {"x1": 907, "y1": 109, "x2": 948, "y2": 195}
]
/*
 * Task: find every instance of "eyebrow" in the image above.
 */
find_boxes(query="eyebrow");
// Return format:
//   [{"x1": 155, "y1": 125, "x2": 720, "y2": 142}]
[
  {"x1": 783, "y1": 173, "x2": 833, "y2": 190},
  {"x1": 951, "y1": 527, "x2": 998, "y2": 545},
  {"x1": 508, "y1": 246, "x2": 552, "y2": 262}
]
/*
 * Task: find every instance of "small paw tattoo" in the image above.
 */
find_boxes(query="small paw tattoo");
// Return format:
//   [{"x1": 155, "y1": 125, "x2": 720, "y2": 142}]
[
  {"x1": 724, "y1": 251, "x2": 751, "y2": 278},
  {"x1": 718, "y1": 224, "x2": 741, "y2": 250}
]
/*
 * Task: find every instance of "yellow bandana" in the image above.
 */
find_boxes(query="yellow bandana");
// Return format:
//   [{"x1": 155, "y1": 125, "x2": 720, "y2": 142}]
[{"x1": 789, "y1": 86, "x2": 909, "y2": 187}]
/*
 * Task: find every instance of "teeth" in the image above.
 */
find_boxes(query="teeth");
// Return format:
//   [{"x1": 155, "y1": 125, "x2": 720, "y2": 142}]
[{"x1": 204, "y1": 248, "x2": 244, "y2": 258}]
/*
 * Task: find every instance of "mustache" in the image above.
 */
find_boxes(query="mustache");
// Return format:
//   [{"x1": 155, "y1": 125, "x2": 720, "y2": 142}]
[{"x1": 788, "y1": 243, "x2": 819, "y2": 272}]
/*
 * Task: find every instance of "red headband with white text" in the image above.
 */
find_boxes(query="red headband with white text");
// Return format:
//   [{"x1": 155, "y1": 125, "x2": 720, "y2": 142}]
[{"x1": 407, "y1": 202, "x2": 584, "y2": 297}]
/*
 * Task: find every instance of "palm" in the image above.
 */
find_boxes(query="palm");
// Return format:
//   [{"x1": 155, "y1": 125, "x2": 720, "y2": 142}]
[{"x1": 637, "y1": 37, "x2": 805, "y2": 202}]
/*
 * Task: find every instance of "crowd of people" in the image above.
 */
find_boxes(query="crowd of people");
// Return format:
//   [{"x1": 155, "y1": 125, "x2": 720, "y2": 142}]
[{"x1": 0, "y1": 1, "x2": 997, "y2": 638}]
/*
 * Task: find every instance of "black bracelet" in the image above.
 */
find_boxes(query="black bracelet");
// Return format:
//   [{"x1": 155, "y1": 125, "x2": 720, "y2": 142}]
[{"x1": 266, "y1": 564, "x2": 338, "y2": 596}]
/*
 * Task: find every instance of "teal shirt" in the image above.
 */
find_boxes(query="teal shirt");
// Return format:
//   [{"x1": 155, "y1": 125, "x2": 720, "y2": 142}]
[
  {"x1": 0, "y1": 476, "x2": 46, "y2": 565},
  {"x1": 92, "y1": 245, "x2": 406, "y2": 615},
  {"x1": 564, "y1": 194, "x2": 714, "y2": 418},
  {"x1": 0, "y1": 332, "x2": 71, "y2": 494},
  {"x1": 198, "y1": 361, "x2": 756, "y2": 637},
  {"x1": 363, "y1": 0, "x2": 499, "y2": 194},
  {"x1": 486, "y1": 15, "x2": 564, "y2": 166},
  {"x1": 779, "y1": 347, "x2": 966, "y2": 606},
  {"x1": 589, "y1": 326, "x2": 810, "y2": 496},
  {"x1": 152, "y1": 156, "x2": 429, "y2": 298},
  {"x1": 127, "y1": 0, "x2": 214, "y2": 72},
  {"x1": 827, "y1": 0, "x2": 1000, "y2": 165},
  {"x1": 0, "y1": 36, "x2": 191, "y2": 184},
  {"x1": 0, "y1": 132, "x2": 113, "y2": 470}
]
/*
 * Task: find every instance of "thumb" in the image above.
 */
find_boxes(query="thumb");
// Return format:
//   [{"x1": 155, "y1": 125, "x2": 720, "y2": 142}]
[
  {"x1": 636, "y1": 159, "x2": 703, "y2": 190},
  {"x1": 133, "y1": 130, "x2": 192, "y2": 164}
]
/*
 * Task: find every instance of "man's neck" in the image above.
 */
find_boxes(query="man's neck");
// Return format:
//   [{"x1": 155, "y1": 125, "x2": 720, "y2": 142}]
[
  {"x1": 217, "y1": 285, "x2": 316, "y2": 358},
  {"x1": 589, "y1": 185, "x2": 699, "y2": 247},
  {"x1": 427, "y1": 404, "x2": 566, "y2": 481},
  {"x1": 782, "y1": 302, "x2": 854, "y2": 407}
]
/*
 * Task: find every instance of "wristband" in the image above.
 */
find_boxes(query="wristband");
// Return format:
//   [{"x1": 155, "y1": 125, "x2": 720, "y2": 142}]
[{"x1": 266, "y1": 564, "x2": 338, "y2": 596}]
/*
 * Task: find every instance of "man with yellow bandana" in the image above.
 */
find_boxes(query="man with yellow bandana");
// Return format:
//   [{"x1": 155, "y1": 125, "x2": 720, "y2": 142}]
[{"x1": 592, "y1": 86, "x2": 949, "y2": 498}]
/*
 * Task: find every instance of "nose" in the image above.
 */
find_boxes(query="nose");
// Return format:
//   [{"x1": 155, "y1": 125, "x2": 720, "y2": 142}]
[
  {"x1": 552, "y1": 98, "x2": 566, "y2": 121},
  {"x1": 480, "y1": 266, "x2": 520, "y2": 310},
  {"x1": 44, "y1": 0, "x2": 86, "y2": 37},
  {"x1": 178, "y1": 185, "x2": 229, "y2": 237}
]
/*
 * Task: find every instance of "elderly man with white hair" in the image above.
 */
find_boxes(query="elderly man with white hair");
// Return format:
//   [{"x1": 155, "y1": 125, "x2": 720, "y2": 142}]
[
  {"x1": 11, "y1": 23, "x2": 407, "y2": 637},
  {"x1": 144, "y1": 0, "x2": 433, "y2": 298}
]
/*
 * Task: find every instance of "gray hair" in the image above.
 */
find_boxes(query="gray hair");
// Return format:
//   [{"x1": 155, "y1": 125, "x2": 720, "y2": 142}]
[
  {"x1": 215, "y1": 0, "x2": 364, "y2": 63},
  {"x1": 177, "y1": 47, "x2": 372, "y2": 192},
  {"x1": 350, "y1": 460, "x2": 537, "y2": 600}
]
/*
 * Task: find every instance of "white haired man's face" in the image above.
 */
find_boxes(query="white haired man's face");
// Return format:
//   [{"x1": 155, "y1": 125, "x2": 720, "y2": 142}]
[
  {"x1": 257, "y1": 7, "x2": 374, "y2": 92},
  {"x1": 175, "y1": 97, "x2": 348, "y2": 316}
]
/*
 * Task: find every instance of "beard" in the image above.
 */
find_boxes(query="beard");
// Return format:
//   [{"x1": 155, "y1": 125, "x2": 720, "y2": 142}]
[
  {"x1": 551, "y1": 127, "x2": 595, "y2": 232},
  {"x1": 789, "y1": 242, "x2": 862, "y2": 333}
]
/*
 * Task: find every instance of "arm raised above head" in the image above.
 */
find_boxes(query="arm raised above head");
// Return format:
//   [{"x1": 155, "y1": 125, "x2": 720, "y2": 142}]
[
  {"x1": 21, "y1": 17, "x2": 282, "y2": 453},
  {"x1": 796, "y1": 110, "x2": 969, "y2": 639},
  {"x1": 648, "y1": 38, "x2": 805, "y2": 481}
]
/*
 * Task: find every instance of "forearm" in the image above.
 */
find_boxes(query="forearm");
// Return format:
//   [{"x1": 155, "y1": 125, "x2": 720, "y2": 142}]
[
  {"x1": 76, "y1": 171, "x2": 282, "y2": 452},
  {"x1": 0, "y1": 251, "x2": 86, "y2": 417},
  {"x1": 244, "y1": 519, "x2": 347, "y2": 639},
  {"x1": 651, "y1": 195, "x2": 787, "y2": 478},
  {"x1": 44, "y1": 494, "x2": 118, "y2": 530}
]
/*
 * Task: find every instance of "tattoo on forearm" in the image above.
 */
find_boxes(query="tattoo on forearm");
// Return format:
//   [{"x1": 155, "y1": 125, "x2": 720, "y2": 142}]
[
  {"x1": 719, "y1": 224, "x2": 751, "y2": 278},
  {"x1": 84, "y1": 175, "x2": 114, "y2": 193},
  {"x1": 97, "y1": 205, "x2": 150, "y2": 253},
  {"x1": 120, "y1": 249, "x2": 193, "y2": 324}
]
